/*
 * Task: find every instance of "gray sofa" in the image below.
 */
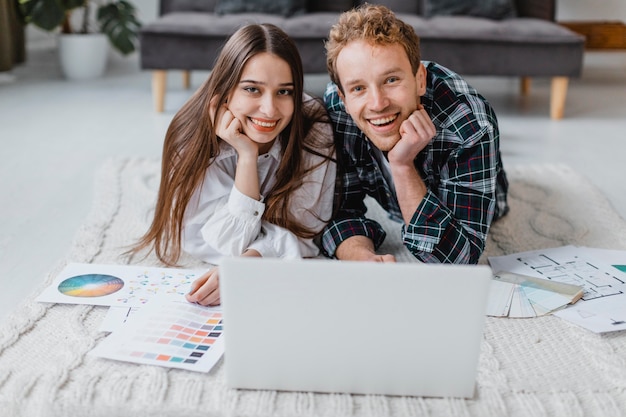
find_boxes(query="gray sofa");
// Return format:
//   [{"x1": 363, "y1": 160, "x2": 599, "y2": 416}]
[{"x1": 140, "y1": 0, "x2": 584, "y2": 119}]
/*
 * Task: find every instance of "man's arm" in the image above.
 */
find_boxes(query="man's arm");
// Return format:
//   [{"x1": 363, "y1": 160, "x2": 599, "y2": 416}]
[
  {"x1": 389, "y1": 163, "x2": 427, "y2": 225},
  {"x1": 335, "y1": 235, "x2": 396, "y2": 262},
  {"x1": 401, "y1": 125, "x2": 499, "y2": 264},
  {"x1": 388, "y1": 105, "x2": 434, "y2": 225},
  {"x1": 387, "y1": 62, "x2": 502, "y2": 264}
]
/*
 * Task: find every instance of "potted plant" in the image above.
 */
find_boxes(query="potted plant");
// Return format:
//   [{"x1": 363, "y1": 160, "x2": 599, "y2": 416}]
[{"x1": 17, "y1": 0, "x2": 141, "y2": 79}]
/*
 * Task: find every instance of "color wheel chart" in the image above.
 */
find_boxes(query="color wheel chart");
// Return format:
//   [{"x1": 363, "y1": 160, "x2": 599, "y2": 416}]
[
  {"x1": 37, "y1": 263, "x2": 204, "y2": 307},
  {"x1": 91, "y1": 299, "x2": 225, "y2": 372},
  {"x1": 58, "y1": 274, "x2": 125, "y2": 297}
]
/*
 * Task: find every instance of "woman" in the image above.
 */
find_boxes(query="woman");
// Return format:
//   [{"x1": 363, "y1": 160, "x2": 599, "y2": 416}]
[{"x1": 132, "y1": 24, "x2": 336, "y2": 306}]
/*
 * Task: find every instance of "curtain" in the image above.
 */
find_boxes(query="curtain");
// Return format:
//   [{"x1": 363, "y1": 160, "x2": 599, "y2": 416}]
[{"x1": 0, "y1": 0, "x2": 26, "y2": 72}]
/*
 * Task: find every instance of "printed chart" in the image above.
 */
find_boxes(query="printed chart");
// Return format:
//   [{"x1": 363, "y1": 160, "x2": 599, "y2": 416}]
[
  {"x1": 489, "y1": 245, "x2": 626, "y2": 333},
  {"x1": 37, "y1": 263, "x2": 204, "y2": 307},
  {"x1": 90, "y1": 299, "x2": 224, "y2": 372},
  {"x1": 58, "y1": 274, "x2": 124, "y2": 297}
]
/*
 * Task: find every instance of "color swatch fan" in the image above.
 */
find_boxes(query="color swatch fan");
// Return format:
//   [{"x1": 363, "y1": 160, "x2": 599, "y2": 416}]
[{"x1": 486, "y1": 271, "x2": 584, "y2": 318}]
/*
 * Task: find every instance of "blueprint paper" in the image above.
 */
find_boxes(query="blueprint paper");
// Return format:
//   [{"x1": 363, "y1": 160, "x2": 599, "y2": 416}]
[{"x1": 489, "y1": 246, "x2": 626, "y2": 333}]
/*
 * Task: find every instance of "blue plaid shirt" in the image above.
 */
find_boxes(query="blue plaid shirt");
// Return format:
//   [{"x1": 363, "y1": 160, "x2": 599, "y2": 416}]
[{"x1": 321, "y1": 61, "x2": 509, "y2": 264}]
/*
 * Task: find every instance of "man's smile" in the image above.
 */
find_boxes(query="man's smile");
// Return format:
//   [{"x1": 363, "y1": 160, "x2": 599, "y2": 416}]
[{"x1": 368, "y1": 114, "x2": 398, "y2": 127}]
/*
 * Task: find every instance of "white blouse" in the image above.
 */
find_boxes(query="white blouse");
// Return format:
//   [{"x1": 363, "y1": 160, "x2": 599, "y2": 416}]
[{"x1": 181, "y1": 116, "x2": 336, "y2": 265}]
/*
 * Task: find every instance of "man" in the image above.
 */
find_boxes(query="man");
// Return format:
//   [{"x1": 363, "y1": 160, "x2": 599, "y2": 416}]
[{"x1": 321, "y1": 4, "x2": 509, "y2": 264}]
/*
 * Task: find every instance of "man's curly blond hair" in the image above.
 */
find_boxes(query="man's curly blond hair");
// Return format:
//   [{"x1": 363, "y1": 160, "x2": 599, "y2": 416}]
[{"x1": 325, "y1": 3, "x2": 422, "y2": 93}]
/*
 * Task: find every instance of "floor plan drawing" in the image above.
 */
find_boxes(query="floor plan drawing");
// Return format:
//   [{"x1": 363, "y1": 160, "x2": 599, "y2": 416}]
[{"x1": 489, "y1": 245, "x2": 626, "y2": 333}]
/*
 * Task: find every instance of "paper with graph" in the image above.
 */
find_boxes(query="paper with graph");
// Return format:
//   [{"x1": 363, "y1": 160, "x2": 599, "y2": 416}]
[{"x1": 489, "y1": 245, "x2": 626, "y2": 333}]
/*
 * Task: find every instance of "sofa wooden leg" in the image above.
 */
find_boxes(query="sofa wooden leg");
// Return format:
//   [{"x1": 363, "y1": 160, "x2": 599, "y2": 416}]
[
  {"x1": 550, "y1": 76, "x2": 568, "y2": 120},
  {"x1": 182, "y1": 70, "x2": 190, "y2": 89},
  {"x1": 520, "y1": 77, "x2": 531, "y2": 95},
  {"x1": 152, "y1": 70, "x2": 167, "y2": 113}
]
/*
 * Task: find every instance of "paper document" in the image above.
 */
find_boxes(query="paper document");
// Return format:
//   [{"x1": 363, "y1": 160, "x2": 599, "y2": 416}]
[
  {"x1": 489, "y1": 245, "x2": 626, "y2": 333},
  {"x1": 37, "y1": 263, "x2": 205, "y2": 307},
  {"x1": 90, "y1": 299, "x2": 224, "y2": 373}
]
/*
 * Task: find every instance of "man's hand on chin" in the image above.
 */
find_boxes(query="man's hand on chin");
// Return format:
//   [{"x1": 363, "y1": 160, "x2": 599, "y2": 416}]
[{"x1": 388, "y1": 105, "x2": 436, "y2": 165}]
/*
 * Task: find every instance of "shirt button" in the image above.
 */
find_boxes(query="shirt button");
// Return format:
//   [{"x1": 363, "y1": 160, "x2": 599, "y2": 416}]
[
  {"x1": 264, "y1": 154, "x2": 269, "y2": 158},
  {"x1": 253, "y1": 211, "x2": 259, "y2": 216}
]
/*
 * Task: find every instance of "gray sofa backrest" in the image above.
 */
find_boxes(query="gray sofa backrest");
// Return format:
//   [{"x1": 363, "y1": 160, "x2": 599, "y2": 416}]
[
  {"x1": 158, "y1": 0, "x2": 418, "y2": 15},
  {"x1": 160, "y1": 0, "x2": 219, "y2": 14},
  {"x1": 514, "y1": 0, "x2": 555, "y2": 20},
  {"x1": 354, "y1": 0, "x2": 421, "y2": 14},
  {"x1": 363, "y1": 0, "x2": 555, "y2": 20},
  {"x1": 307, "y1": 0, "x2": 356, "y2": 13},
  {"x1": 159, "y1": 0, "x2": 555, "y2": 20},
  {"x1": 159, "y1": 0, "x2": 358, "y2": 14}
]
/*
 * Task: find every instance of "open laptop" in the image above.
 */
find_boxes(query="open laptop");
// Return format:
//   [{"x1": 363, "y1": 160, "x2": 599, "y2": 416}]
[{"x1": 219, "y1": 257, "x2": 492, "y2": 398}]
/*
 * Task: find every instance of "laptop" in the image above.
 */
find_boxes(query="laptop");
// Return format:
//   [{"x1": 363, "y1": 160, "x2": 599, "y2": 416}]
[{"x1": 219, "y1": 257, "x2": 492, "y2": 398}]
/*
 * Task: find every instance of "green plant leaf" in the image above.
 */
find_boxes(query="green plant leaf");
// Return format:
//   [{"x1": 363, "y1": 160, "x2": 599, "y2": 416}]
[
  {"x1": 18, "y1": 0, "x2": 65, "y2": 31},
  {"x1": 97, "y1": 1, "x2": 142, "y2": 55},
  {"x1": 17, "y1": 0, "x2": 88, "y2": 31}
]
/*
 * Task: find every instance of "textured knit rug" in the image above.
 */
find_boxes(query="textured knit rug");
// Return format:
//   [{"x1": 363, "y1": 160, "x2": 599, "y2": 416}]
[{"x1": 2, "y1": 158, "x2": 626, "y2": 417}]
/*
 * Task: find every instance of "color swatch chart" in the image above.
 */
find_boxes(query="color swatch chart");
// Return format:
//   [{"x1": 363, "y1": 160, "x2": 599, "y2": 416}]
[{"x1": 90, "y1": 299, "x2": 225, "y2": 372}]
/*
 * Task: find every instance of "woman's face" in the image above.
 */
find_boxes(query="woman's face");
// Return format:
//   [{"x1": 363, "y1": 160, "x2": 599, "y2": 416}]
[{"x1": 226, "y1": 52, "x2": 295, "y2": 153}]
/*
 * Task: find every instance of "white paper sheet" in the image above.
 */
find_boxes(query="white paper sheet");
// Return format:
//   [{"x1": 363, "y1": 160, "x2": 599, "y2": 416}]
[
  {"x1": 37, "y1": 263, "x2": 206, "y2": 307},
  {"x1": 486, "y1": 279, "x2": 514, "y2": 317},
  {"x1": 489, "y1": 245, "x2": 626, "y2": 333},
  {"x1": 99, "y1": 306, "x2": 139, "y2": 332},
  {"x1": 90, "y1": 298, "x2": 224, "y2": 373}
]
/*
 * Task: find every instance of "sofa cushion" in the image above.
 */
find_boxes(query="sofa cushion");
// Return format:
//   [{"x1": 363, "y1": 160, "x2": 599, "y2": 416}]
[
  {"x1": 307, "y1": 0, "x2": 355, "y2": 13},
  {"x1": 161, "y1": 0, "x2": 218, "y2": 13},
  {"x1": 356, "y1": 0, "x2": 420, "y2": 14},
  {"x1": 391, "y1": 14, "x2": 584, "y2": 77},
  {"x1": 423, "y1": 0, "x2": 517, "y2": 19},
  {"x1": 215, "y1": 0, "x2": 306, "y2": 17}
]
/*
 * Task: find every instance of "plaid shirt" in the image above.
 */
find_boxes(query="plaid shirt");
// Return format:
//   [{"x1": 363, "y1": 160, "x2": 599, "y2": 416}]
[{"x1": 321, "y1": 61, "x2": 509, "y2": 264}]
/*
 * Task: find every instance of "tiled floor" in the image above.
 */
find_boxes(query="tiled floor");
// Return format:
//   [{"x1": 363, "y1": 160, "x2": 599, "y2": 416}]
[{"x1": 1, "y1": 39, "x2": 625, "y2": 320}]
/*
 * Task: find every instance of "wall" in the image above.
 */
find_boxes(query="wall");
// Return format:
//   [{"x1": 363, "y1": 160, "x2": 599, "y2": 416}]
[{"x1": 557, "y1": 0, "x2": 626, "y2": 21}]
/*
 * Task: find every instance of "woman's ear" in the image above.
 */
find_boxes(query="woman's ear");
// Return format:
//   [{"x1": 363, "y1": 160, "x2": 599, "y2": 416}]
[
  {"x1": 415, "y1": 63, "x2": 427, "y2": 97},
  {"x1": 208, "y1": 95, "x2": 224, "y2": 124}
]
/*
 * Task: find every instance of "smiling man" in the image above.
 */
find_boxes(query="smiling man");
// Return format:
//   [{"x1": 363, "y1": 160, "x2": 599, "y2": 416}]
[{"x1": 321, "y1": 4, "x2": 509, "y2": 264}]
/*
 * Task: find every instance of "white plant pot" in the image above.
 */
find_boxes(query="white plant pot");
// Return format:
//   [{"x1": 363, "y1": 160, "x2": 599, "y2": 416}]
[{"x1": 58, "y1": 33, "x2": 109, "y2": 80}]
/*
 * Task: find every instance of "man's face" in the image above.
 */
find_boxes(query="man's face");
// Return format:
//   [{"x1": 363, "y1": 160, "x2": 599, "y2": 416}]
[{"x1": 336, "y1": 40, "x2": 425, "y2": 152}]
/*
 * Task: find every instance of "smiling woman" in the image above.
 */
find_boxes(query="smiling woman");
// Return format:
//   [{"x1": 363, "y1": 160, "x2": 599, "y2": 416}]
[{"x1": 129, "y1": 23, "x2": 337, "y2": 307}]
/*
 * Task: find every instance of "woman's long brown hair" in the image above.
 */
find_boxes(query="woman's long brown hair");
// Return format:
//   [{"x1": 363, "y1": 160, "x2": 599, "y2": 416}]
[{"x1": 131, "y1": 23, "x2": 332, "y2": 265}]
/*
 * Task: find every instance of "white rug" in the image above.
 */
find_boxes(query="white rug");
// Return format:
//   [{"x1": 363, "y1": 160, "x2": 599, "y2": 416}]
[{"x1": 2, "y1": 158, "x2": 626, "y2": 417}]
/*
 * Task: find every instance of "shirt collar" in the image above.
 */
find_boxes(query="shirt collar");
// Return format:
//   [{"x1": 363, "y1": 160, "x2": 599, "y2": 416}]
[{"x1": 214, "y1": 138, "x2": 282, "y2": 161}]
